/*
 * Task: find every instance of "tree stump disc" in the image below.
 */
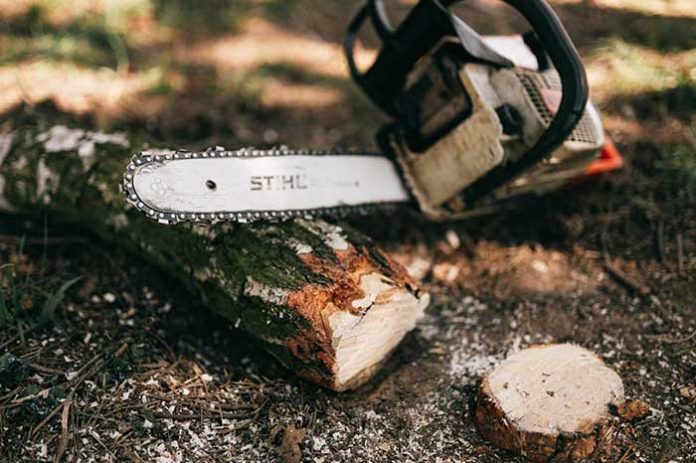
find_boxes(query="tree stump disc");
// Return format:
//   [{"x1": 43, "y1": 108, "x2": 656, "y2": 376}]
[{"x1": 475, "y1": 344, "x2": 624, "y2": 462}]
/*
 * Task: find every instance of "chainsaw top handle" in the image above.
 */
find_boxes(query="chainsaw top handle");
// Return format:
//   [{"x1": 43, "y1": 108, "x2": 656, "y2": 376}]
[{"x1": 345, "y1": 0, "x2": 589, "y2": 203}]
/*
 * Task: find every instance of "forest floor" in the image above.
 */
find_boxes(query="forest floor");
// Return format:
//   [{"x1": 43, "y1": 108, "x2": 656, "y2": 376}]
[{"x1": 0, "y1": 0, "x2": 694, "y2": 462}]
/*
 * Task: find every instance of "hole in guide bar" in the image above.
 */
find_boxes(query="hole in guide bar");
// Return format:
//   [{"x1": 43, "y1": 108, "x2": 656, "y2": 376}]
[{"x1": 206, "y1": 180, "x2": 217, "y2": 190}]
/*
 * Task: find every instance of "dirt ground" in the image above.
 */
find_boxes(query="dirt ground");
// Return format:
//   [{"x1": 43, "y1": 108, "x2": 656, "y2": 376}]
[{"x1": 0, "y1": 0, "x2": 694, "y2": 462}]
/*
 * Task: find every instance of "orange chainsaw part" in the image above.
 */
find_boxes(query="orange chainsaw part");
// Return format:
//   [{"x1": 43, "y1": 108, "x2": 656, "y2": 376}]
[{"x1": 585, "y1": 138, "x2": 624, "y2": 176}]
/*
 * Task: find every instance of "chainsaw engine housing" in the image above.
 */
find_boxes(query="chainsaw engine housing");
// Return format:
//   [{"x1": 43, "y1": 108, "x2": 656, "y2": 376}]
[{"x1": 381, "y1": 38, "x2": 604, "y2": 219}]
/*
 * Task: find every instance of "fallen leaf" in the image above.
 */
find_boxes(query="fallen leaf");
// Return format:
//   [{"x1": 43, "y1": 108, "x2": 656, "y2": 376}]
[
  {"x1": 679, "y1": 385, "x2": 695, "y2": 403},
  {"x1": 21, "y1": 294, "x2": 33, "y2": 310},
  {"x1": 616, "y1": 399, "x2": 651, "y2": 422},
  {"x1": 280, "y1": 424, "x2": 306, "y2": 463}
]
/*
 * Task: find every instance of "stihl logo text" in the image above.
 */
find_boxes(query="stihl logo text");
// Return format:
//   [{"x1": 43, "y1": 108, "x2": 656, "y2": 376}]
[{"x1": 250, "y1": 175, "x2": 309, "y2": 191}]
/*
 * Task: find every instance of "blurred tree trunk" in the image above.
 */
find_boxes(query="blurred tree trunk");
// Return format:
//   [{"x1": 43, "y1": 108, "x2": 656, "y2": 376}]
[{"x1": 0, "y1": 104, "x2": 428, "y2": 391}]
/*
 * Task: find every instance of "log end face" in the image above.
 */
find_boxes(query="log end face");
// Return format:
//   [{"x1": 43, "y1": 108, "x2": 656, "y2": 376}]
[
  {"x1": 328, "y1": 272, "x2": 429, "y2": 391},
  {"x1": 475, "y1": 343, "x2": 624, "y2": 462},
  {"x1": 271, "y1": 221, "x2": 429, "y2": 392},
  {"x1": 279, "y1": 220, "x2": 429, "y2": 391}
]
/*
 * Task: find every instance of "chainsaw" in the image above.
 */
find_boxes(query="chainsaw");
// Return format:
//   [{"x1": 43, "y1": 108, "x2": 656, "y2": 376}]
[{"x1": 122, "y1": 0, "x2": 619, "y2": 225}]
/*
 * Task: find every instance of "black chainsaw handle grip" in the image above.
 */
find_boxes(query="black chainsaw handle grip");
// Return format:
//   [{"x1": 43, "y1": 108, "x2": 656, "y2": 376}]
[{"x1": 345, "y1": 0, "x2": 453, "y2": 115}]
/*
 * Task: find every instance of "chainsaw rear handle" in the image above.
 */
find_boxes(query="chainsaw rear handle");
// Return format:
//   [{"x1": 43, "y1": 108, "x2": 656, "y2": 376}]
[
  {"x1": 345, "y1": 0, "x2": 589, "y2": 203},
  {"x1": 346, "y1": 0, "x2": 457, "y2": 116}
]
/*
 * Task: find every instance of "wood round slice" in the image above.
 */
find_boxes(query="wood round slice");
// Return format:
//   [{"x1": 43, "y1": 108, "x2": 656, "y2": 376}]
[{"x1": 474, "y1": 344, "x2": 624, "y2": 462}]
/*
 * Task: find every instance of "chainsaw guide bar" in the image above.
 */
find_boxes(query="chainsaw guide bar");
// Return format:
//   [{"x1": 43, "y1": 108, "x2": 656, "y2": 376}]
[{"x1": 122, "y1": 146, "x2": 410, "y2": 225}]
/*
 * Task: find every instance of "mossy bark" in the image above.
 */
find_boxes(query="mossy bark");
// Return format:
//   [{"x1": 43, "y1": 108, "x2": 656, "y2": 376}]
[{"x1": 0, "y1": 105, "x2": 427, "y2": 391}]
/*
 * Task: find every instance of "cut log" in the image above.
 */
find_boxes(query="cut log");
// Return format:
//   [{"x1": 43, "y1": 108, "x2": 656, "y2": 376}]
[
  {"x1": 0, "y1": 104, "x2": 429, "y2": 391},
  {"x1": 474, "y1": 344, "x2": 624, "y2": 462}
]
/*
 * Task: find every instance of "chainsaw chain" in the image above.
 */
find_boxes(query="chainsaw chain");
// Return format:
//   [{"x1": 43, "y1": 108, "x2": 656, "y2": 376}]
[{"x1": 122, "y1": 145, "x2": 401, "y2": 225}]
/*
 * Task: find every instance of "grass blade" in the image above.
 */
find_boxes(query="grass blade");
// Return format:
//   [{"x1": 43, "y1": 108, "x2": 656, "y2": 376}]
[{"x1": 40, "y1": 276, "x2": 83, "y2": 326}]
